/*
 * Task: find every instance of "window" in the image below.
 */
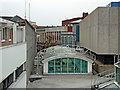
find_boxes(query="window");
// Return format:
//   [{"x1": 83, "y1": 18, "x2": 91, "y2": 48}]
[
  {"x1": 48, "y1": 58, "x2": 88, "y2": 73},
  {"x1": 15, "y1": 65, "x2": 23, "y2": 79},
  {"x1": 2, "y1": 73, "x2": 14, "y2": 90},
  {"x1": 2, "y1": 28, "x2": 5, "y2": 41},
  {"x1": 61, "y1": 36, "x2": 64, "y2": 45},
  {"x1": 8, "y1": 28, "x2": 12, "y2": 41}
]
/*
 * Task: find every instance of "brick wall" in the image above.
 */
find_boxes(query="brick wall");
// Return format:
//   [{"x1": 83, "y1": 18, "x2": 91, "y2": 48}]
[
  {"x1": 2, "y1": 27, "x2": 13, "y2": 46},
  {"x1": 62, "y1": 18, "x2": 81, "y2": 26}
]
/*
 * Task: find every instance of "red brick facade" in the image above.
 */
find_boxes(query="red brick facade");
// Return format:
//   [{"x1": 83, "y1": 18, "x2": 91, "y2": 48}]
[
  {"x1": 62, "y1": 13, "x2": 88, "y2": 32},
  {"x1": 62, "y1": 17, "x2": 81, "y2": 26},
  {"x1": 1, "y1": 27, "x2": 13, "y2": 46}
]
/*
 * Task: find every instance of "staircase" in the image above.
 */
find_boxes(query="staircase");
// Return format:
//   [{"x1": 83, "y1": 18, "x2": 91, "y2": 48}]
[{"x1": 92, "y1": 68, "x2": 115, "y2": 89}]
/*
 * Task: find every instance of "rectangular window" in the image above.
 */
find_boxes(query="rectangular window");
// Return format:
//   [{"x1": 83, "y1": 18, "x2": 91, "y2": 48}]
[
  {"x1": 48, "y1": 60, "x2": 54, "y2": 73},
  {"x1": 15, "y1": 65, "x2": 23, "y2": 79},
  {"x1": 2, "y1": 27, "x2": 5, "y2": 41},
  {"x1": 62, "y1": 58, "x2": 67, "y2": 73},
  {"x1": 2, "y1": 73, "x2": 14, "y2": 90},
  {"x1": 68, "y1": 58, "x2": 74, "y2": 73},
  {"x1": 61, "y1": 36, "x2": 64, "y2": 45},
  {"x1": 55, "y1": 59, "x2": 61, "y2": 73}
]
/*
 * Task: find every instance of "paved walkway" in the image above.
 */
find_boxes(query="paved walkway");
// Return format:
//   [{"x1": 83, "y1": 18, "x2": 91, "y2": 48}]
[{"x1": 27, "y1": 75, "x2": 96, "y2": 88}]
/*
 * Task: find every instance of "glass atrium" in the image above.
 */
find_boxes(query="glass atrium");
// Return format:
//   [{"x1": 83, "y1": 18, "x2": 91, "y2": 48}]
[{"x1": 42, "y1": 46, "x2": 93, "y2": 74}]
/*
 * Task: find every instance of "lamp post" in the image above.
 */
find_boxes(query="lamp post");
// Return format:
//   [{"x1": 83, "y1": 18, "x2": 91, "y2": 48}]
[{"x1": 25, "y1": 0, "x2": 26, "y2": 19}]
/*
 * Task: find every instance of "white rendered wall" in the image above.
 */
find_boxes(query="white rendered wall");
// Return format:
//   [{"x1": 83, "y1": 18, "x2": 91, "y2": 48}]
[
  {"x1": 0, "y1": 46, "x2": 2, "y2": 82},
  {"x1": 13, "y1": 23, "x2": 17, "y2": 44},
  {"x1": 1, "y1": 43, "x2": 26, "y2": 82},
  {"x1": 43, "y1": 62, "x2": 48, "y2": 74},
  {"x1": 88, "y1": 62, "x2": 92, "y2": 73}
]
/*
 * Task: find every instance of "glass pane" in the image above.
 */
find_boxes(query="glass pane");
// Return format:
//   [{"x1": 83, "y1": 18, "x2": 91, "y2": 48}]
[
  {"x1": 75, "y1": 58, "x2": 80, "y2": 73},
  {"x1": 61, "y1": 37, "x2": 64, "y2": 45},
  {"x1": 65, "y1": 37, "x2": 68, "y2": 45},
  {"x1": 48, "y1": 60, "x2": 54, "y2": 67},
  {"x1": 82, "y1": 60, "x2": 85, "y2": 73},
  {"x1": 85, "y1": 61, "x2": 88, "y2": 73},
  {"x1": 62, "y1": 58, "x2": 67, "y2": 73},
  {"x1": 48, "y1": 60, "x2": 54, "y2": 73},
  {"x1": 116, "y1": 67, "x2": 120, "y2": 84},
  {"x1": 68, "y1": 58, "x2": 74, "y2": 73},
  {"x1": 55, "y1": 59, "x2": 61, "y2": 73},
  {"x1": 79, "y1": 59, "x2": 82, "y2": 73},
  {"x1": 69, "y1": 37, "x2": 72, "y2": 46},
  {"x1": 82, "y1": 60, "x2": 88, "y2": 73}
]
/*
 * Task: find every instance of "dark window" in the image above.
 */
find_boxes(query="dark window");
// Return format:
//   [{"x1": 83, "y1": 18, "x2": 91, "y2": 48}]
[
  {"x1": 2, "y1": 28, "x2": 5, "y2": 41},
  {"x1": 8, "y1": 28, "x2": 12, "y2": 40},
  {"x1": 2, "y1": 73, "x2": 14, "y2": 90},
  {"x1": 15, "y1": 65, "x2": 23, "y2": 79}
]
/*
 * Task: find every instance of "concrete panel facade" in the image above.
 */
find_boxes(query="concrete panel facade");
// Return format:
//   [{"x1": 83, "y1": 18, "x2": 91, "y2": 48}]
[
  {"x1": 118, "y1": 8, "x2": 120, "y2": 54},
  {"x1": 80, "y1": 7, "x2": 119, "y2": 55},
  {"x1": 80, "y1": 8, "x2": 98, "y2": 53},
  {"x1": 0, "y1": 45, "x2": 2, "y2": 82},
  {"x1": 25, "y1": 22, "x2": 36, "y2": 84}
]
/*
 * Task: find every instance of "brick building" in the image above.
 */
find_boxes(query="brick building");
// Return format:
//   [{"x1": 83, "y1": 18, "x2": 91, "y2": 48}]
[{"x1": 61, "y1": 13, "x2": 88, "y2": 46}]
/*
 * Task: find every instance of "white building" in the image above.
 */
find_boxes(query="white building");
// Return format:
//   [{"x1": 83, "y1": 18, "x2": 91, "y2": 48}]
[{"x1": 0, "y1": 17, "x2": 26, "y2": 89}]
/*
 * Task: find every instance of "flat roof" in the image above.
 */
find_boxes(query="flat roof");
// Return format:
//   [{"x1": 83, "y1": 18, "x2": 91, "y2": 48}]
[{"x1": 70, "y1": 19, "x2": 81, "y2": 24}]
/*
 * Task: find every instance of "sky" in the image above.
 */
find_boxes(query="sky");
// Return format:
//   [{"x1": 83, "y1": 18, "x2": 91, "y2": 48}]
[{"x1": 0, "y1": 0, "x2": 119, "y2": 26}]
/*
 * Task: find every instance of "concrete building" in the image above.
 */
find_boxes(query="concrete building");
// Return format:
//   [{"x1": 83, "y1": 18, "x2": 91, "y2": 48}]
[
  {"x1": 80, "y1": 7, "x2": 120, "y2": 63},
  {"x1": 36, "y1": 26, "x2": 67, "y2": 51},
  {"x1": 79, "y1": 7, "x2": 120, "y2": 73},
  {"x1": 107, "y1": 2, "x2": 120, "y2": 7},
  {"x1": 42, "y1": 46, "x2": 93, "y2": 74},
  {"x1": 1, "y1": 15, "x2": 36, "y2": 86},
  {"x1": 0, "y1": 17, "x2": 26, "y2": 89}
]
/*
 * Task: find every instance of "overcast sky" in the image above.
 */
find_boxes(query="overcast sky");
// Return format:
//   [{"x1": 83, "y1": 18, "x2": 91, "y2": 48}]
[{"x1": 0, "y1": 0, "x2": 119, "y2": 26}]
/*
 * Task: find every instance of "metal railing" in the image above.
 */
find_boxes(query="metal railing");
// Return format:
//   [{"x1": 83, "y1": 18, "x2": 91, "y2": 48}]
[
  {"x1": 92, "y1": 68, "x2": 115, "y2": 87},
  {"x1": 62, "y1": 44, "x2": 96, "y2": 61}
]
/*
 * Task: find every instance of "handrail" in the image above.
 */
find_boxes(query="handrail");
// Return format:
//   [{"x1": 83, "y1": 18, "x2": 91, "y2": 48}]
[
  {"x1": 92, "y1": 68, "x2": 115, "y2": 86},
  {"x1": 62, "y1": 44, "x2": 96, "y2": 61}
]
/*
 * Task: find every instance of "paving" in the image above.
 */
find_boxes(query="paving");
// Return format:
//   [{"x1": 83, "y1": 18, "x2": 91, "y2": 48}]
[{"x1": 27, "y1": 74, "x2": 98, "y2": 88}]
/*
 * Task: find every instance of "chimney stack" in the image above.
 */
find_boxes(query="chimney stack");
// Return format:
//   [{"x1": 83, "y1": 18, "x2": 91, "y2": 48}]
[{"x1": 82, "y1": 12, "x2": 88, "y2": 19}]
